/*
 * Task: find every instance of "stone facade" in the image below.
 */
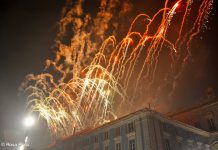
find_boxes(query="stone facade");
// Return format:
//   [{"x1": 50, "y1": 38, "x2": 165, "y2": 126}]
[
  {"x1": 46, "y1": 106, "x2": 218, "y2": 150},
  {"x1": 170, "y1": 100, "x2": 218, "y2": 133}
]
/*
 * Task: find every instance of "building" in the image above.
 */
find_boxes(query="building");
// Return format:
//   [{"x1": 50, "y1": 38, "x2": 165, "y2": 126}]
[
  {"x1": 44, "y1": 100, "x2": 218, "y2": 150},
  {"x1": 169, "y1": 100, "x2": 218, "y2": 133}
]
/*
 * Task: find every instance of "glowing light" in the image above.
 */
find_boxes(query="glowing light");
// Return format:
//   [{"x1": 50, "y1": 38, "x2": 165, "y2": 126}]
[
  {"x1": 23, "y1": 116, "x2": 35, "y2": 127},
  {"x1": 19, "y1": 145, "x2": 24, "y2": 150},
  {"x1": 114, "y1": 56, "x2": 118, "y2": 61},
  {"x1": 84, "y1": 79, "x2": 89, "y2": 86},
  {"x1": 25, "y1": 136, "x2": 28, "y2": 143},
  {"x1": 106, "y1": 90, "x2": 110, "y2": 95},
  {"x1": 174, "y1": 2, "x2": 180, "y2": 8}
]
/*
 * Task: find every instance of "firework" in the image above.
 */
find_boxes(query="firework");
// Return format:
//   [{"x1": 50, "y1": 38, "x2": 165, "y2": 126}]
[{"x1": 21, "y1": 0, "x2": 213, "y2": 139}]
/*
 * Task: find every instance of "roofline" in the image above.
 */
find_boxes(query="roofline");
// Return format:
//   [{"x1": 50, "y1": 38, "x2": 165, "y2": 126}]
[
  {"x1": 47, "y1": 106, "x2": 212, "y2": 149},
  {"x1": 68, "y1": 107, "x2": 152, "y2": 136},
  {"x1": 46, "y1": 99, "x2": 218, "y2": 149},
  {"x1": 156, "y1": 112, "x2": 210, "y2": 137},
  {"x1": 47, "y1": 107, "x2": 152, "y2": 148},
  {"x1": 168, "y1": 98, "x2": 218, "y2": 117}
]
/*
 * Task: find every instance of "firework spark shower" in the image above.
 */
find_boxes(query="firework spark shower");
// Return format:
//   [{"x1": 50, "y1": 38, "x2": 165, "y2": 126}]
[{"x1": 20, "y1": 0, "x2": 213, "y2": 139}]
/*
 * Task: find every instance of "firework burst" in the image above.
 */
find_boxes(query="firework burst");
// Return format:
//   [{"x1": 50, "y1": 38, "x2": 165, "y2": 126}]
[{"x1": 21, "y1": 0, "x2": 213, "y2": 139}]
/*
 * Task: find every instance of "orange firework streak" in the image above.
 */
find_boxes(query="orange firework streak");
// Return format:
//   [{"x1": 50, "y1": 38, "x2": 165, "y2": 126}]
[
  {"x1": 184, "y1": 0, "x2": 213, "y2": 63},
  {"x1": 22, "y1": 0, "x2": 213, "y2": 139}
]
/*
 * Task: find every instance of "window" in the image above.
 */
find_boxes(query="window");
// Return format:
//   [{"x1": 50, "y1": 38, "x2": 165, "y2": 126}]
[
  {"x1": 116, "y1": 143, "x2": 121, "y2": 150},
  {"x1": 165, "y1": 139, "x2": 171, "y2": 150},
  {"x1": 163, "y1": 123, "x2": 168, "y2": 131},
  {"x1": 178, "y1": 142, "x2": 183, "y2": 150},
  {"x1": 104, "y1": 131, "x2": 109, "y2": 140},
  {"x1": 104, "y1": 145, "x2": 109, "y2": 150},
  {"x1": 94, "y1": 135, "x2": 99, "y2": 143},
  {"x1": 85, "y1": 138, "x2": 90, "y2": 145},
  {"x1": 128, "y1": 122, "x2": 134, "y2": 133},
  {"x1": 206, "y1": 112, "x2": 216, "y2": 131},
  {"x1": 188, "y1": 144, "x2": 193, "y2": 150},
  {"x1": 115, "y1": 127, "x2": 121, "y2": 137},
  {"x1": 208, "y1": 118, "x2": 216, "y2": 131},
  {"x1": 129, "y1": 139, "x2": 136, "y2": 150}
]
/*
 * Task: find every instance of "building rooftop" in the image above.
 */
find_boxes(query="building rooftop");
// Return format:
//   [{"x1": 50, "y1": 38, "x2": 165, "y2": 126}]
[{"x1": 168, "y1": 98, "x2": 218, "y2": 117}]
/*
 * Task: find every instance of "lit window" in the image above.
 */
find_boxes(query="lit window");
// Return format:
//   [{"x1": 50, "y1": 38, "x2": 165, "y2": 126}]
[
  {"x1": 116, "y1": 143, "x2": 121, "y2": 150},
  {"x1": 129, "y1": 139, "x2": 136, "y2": 150}
]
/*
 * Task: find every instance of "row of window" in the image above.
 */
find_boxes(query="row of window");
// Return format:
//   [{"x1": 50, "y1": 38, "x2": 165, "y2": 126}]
[
  {"x1": 162, "y1": 121, "x2": 212, "y2": 144},
  {"x1": 92, "y1": 134, "x2": 206, "y2": 150},
  {"x1": 92, "y1": 139, "x2": 135, "y2": 150},
  {"x1": 83, "y1": 122, "x2": 135, "y2": 145},
  {"x1": 193, "y1": 118, "x2": 216, "y2": 131},
  {"x1": 92, "y1": 122, "x2": 135, "y2": 144},
  {"x1": 165, "y1": 139, "x2": 209, "y2": 150},
  {"x1": 162, "y1": 122, "x2": 209, "y2": 150}
]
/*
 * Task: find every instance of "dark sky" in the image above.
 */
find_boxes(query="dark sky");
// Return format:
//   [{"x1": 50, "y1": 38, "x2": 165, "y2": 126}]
[
  {"x1": 0, "y1": 0, "x2": 217, "y2": 146},
  {"x1": 0, "y1": 0, "x2": 65, "y2": 143}
]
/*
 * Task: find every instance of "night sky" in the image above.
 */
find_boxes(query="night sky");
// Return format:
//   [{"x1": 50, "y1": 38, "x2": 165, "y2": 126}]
[
  {"x1": 0, "y1": 0, "x2": 65, "y2": 144},
  {"x1": 0, "y1": 0, "x2": 218, "y2": 146}
]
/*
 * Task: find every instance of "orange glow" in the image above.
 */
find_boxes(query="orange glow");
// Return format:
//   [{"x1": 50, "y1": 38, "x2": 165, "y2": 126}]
[
  {"x1": 22, "y1": 0, "x2": 213, "y2": 139},
  {"x1": 114, "y1": 56, "x2": 118, "y2": 61}
]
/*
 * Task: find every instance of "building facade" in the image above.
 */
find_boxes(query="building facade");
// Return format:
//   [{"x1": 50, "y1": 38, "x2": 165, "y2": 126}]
[
  {"x1": 46, "y1": 106, "x2": 218, "y2": 150},
  {"x1": 170, "y1": 100, "x2": 218, "y2": 133}
]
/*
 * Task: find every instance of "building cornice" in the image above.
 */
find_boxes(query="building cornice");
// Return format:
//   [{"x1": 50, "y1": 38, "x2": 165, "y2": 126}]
[{"x1": 154, "y1": 112, "x2": 210, "y2": 137}]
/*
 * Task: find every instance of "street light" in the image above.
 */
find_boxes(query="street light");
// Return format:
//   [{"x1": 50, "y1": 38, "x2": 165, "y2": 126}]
[
  {"x1": 23, "y1": 116, "x2": 35, "y2": 127},
  {"x1": 19, "y1": 145, "x2": 25, "y2": 150},
  {"x1": 20, "y1": 116, "x2": 35, "y2": 150}
]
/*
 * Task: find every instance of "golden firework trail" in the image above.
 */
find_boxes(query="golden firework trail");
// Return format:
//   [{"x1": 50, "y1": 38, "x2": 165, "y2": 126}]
[{"x1": 21, "y1": 0, "x2": 213, "y2": 139}]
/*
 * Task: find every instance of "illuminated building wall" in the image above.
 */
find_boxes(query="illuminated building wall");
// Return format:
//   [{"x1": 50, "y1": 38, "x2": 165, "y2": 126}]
[
  {"x1": 170, "y1": 100, "x2": 218, "y2": 133},
  {"x1": 45, "y1": 108, "x2": 218, "y2": 150}
]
